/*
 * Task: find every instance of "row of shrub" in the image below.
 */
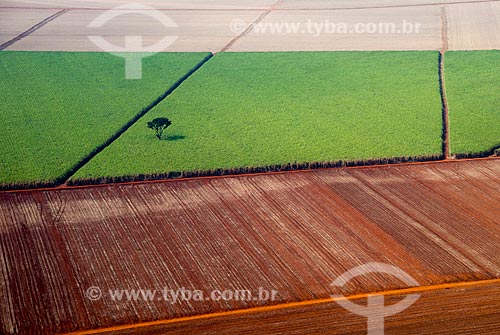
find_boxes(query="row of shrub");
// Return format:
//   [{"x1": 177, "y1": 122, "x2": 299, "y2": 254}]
[
  {"x1": 453, "y1": 144, "x2": 500, "y2": 159},
  {"x1": 0, "y1": 180, "x2": 59, "y2": 191},
  {"x1": 5, "y1": 149, "x2": 500, "y2": 190},
  {"x1": 4, "y1": 149, "x2": 500, "y2": 191},
  {"x1": 65, "y1": 154, "x2": 445, "y2": 187}
]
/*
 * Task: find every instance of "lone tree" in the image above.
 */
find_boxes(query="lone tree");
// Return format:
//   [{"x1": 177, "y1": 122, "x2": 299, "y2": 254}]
[{"x1": 147, "y1": 117, "x2": 172, "y2": 140}]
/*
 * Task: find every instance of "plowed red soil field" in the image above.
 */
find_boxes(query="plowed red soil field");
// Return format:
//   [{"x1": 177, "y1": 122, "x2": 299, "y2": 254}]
[{"x1": 0, "y1": 159, "x2": 499, "y2": 334}]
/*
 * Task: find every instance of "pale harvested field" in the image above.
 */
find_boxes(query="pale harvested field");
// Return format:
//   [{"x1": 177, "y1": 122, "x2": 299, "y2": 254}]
[
  {"x1": 276, "y1": 0, "x2": 499, "y2": 10},
  {"x1": 0, "y1": 8, "x2": 59, "y2": 44},
  {"x1": 447, "y1": 1, "x2": 500, "y2": 50},
  {"x1": 2, "y1": 0, "x2": 495, "y2": 10},
  {"x1": 0, "y1": 0, "x2": 275, "y2": 10},
  {"x1": 229, "y1": 6, "x2": 442, "y2": 51},
  {"x1": 4, "y1": 9, "x2": 262, "y2": 52},
  {"x1": 2, "y1": 0, "x2": 500, "y2": 51},
  {"x1": 0, "y1": 159, "x2": 499, "y2": 334}
]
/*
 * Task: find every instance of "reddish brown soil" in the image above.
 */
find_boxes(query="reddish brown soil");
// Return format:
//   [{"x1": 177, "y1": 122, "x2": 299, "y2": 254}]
[
  {"x1": 0, "y1": 159, "x2": 498, "y2": 334},
  {"x1": 102, "y1": 282, "x2": 500, "y2": 335}
]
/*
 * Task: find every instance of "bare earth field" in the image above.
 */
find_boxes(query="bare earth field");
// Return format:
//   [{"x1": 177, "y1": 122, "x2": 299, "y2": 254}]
[
  {"x1": 1, "y1": 159, "x2": 499, "y2": 334},
  {"x1": 447, "y1": 1, "x2": 500, "y2": 50},
  {"x1": 94, "y1": 283, "x2": 500, "y2": 335},
  {"x1": 2, "y1": 0, "x2": 500, "y2": 51}
]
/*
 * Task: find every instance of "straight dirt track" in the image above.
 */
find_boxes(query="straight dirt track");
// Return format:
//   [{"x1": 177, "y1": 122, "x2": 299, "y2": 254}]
[{"x1": 0, "y1": 158, "x2": 499, "y2": 334}]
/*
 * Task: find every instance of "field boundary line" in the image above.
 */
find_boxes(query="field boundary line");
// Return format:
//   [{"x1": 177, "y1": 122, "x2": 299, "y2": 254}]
[
  {"x1": 3, "y1": 0, "x2": 500, "y2": 11},
  {"x1": 439, "y1": 6, "x2": 451, "y2": 159},
  {"x1": 66, "y1": 154, "x2": 444, "y2": 186},
  {"x1": 57, "y1": 53, "x2": 214, "y2": 185},
  {"x1": 1, "y1": 157, "x2": 498, "y2": 194},
  {"x1": 60, "y1": 278, "x2": 500, "y2": 335},
  {"x1": 0, "y1": 8, "x2": 68, "y2": 50},
  {"x1": 219, "y1": 0, "x2": 284, "y2": 52},
  {"x1": 441, "y1": 6, "x2": 449, "y2": 53}
]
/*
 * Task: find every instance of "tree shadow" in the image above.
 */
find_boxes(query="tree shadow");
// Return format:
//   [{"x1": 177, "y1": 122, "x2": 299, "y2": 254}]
[{"x1": 165, "y1": 135, "x2": 186, "y2": 141}]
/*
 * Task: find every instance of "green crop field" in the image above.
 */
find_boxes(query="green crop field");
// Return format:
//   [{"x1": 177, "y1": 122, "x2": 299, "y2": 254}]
[
  {"x1": 72, "y1": 51, "x2": 443, "y2": 183},
  {"x1": 0, "y1": 51, "x2": 210, "y2": 187},
  {"x1": 445, "y1": 50, "x2": 500, "y2": 156}
]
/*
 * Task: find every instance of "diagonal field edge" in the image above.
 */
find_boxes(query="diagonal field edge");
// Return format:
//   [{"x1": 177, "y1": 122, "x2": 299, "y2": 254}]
[
  {"x1": 60, "y1": 278, "x2": 500, "y2": 335},
  {"x1": 57, "y1": 53, "x2": 214, "y2": 185},
  {"x1": 0, "y1": 8, "x2": 69, "y2": 50},
  {"x1": 219, "y1": 0, "x2": 284, "y2": 52}
]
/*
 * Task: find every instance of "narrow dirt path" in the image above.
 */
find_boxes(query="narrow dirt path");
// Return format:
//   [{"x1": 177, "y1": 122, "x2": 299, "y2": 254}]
[
  {"x1": 440, "y1": 5, "x2": 451, "y2": 159},
  {"x1": 219, "y1": 0, "x2": 284, "y2": 52},
  {"x1": 0, "y1": 8, "x2": 68, "y2": 50}
]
